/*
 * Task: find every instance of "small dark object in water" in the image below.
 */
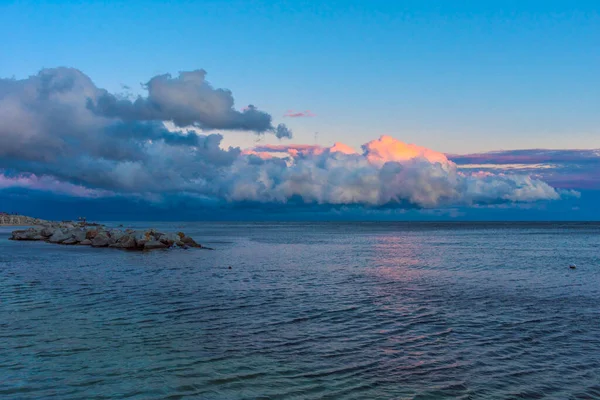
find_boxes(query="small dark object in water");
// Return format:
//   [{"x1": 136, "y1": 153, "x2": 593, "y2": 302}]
[
  {"x1": 569, "y1": 264, "x2": 576, "y2": 269},
  {"x1": 228, "y1": 266, "x2": 232, "y2": 269}
]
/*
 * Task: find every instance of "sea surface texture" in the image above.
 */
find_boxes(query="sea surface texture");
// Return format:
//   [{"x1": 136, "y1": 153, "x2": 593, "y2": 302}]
[{"x1": 1, "y1": 222, "x2": 600, "y2": 399}]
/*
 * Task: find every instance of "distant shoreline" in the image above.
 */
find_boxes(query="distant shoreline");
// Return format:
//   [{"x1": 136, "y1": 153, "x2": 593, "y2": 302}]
[{"x1": 0, "y1": 214, "x2": 48, "y2": 227}]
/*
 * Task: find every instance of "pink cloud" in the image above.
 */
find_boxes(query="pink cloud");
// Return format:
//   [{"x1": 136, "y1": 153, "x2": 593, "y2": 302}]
[
  {"x1": 283, "y1": 110, "x2": 316, "y2": 118},
  {"x1": 254, "y1": 144, "x2": 320, "y2": 153},
  {"x1": 363, "y1": 135, "x2": 450, "y2": 167},
  {"x1": 329, "y1": 142, "x2": 358, "y2": 155},
  {"x1": 240, "y1": 149, "x2": 277, "y2": 160}
]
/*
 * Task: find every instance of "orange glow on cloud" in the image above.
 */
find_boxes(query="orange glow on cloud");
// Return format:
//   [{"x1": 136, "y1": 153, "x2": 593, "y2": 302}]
[
  {"x1": 249, "y1": 135, "x2": 449, "y2": 166},
  {"x1": 363, "y1": 135, "x2": 449, "y2": 166},
  {"x1": 329, "y1": 142, "x2": 357, "y2": 155}
]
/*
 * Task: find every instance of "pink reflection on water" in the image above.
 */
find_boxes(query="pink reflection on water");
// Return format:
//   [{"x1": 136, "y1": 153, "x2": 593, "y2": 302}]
[{"x1": 366, "y1": 233, "x2": 439, "y2": 282}]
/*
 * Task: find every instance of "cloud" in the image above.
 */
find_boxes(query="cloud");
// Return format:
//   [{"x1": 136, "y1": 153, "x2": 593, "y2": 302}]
[
  {"x1": 0, "y1": 68, "x2": 290, "y2": 165},
  {"x1": 223, "y1": 136, "x2": 563, "y2": 208},
  {"x1": 0, "y1": 67, "x2": 569, "y2": 211},
  {"x1": 284, "y1": 109, "x2": 315, "y2": 118},
  {"x1": 450, "y1": 149, "x2": 600, "y2": 189},
  {"x1": 89, "y1": 69, "x2": 291, "y2": 137},
  {"x1": 0, "y1": 172, "x2": 113, "y2": 198}
]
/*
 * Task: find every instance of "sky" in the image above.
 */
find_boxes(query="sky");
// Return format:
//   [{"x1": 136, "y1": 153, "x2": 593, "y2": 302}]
[{"x1": 0, "y1": 0, "x2": 598, "y2": 220}]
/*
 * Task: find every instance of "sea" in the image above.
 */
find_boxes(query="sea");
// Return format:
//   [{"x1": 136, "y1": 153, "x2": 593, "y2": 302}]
[{"x1": 1, "y1": 222, "x2": 599, "y2": 399}]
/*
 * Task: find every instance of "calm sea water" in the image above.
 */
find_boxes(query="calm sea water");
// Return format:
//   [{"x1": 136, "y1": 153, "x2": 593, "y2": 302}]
[{"x1": 1, "y1": 222, "x2": 600, "y2": 399}]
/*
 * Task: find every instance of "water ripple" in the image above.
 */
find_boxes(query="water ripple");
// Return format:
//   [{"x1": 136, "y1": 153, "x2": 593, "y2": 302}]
[{"x1": 1, "y1": 222, "x2": 600, "y2": 399}]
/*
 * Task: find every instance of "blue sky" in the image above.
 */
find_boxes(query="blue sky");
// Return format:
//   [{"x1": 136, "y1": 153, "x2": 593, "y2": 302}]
[
  {"x1": 2, "y1": 0, "x2": 598, "y2": 152},
  {"x1": 0, "y1": 1, "x2": 598, "y2": 220}
]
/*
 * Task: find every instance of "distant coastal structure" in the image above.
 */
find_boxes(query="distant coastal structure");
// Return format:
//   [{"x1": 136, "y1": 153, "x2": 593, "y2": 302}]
[{"x1": 0, "y1": 214, "x2": 48, "y2": 226}]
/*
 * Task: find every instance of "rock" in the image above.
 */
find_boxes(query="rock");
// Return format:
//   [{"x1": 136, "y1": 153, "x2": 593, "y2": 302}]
[
  {"x1": 181, "y1": 235, "x2": 202, "y2": 248},
  {"x1": 118, "y1": 234, "x2": 137, "y2": 249},
  {"x1": 10, "y1": 229, "x2": 38, "y2": 240},
  {"x1": 41, "y1": 226, "x2": 55, "y2": 237},
  {"x1": 79, "y1": 239, "x2": 92, "y2": 245},
  {"x1": 91, "y1": 232, "x2": 111, "y2": 247},
  {"x1": 158, "y1": 232, "x2": 179, "y2": 247},
  {"x1": 72, "y1": 229, "x2": 86, "y2": 242},
  {"x1": 133, "y1": 230, "x2": 152, "y2": 247},
  {"x1": 109, "y1": 229, "x2": 125, "y2": 241},
  {"x1": 48, "y1": 229, "x2": 71, "y2": 244},
  {"x1": 144, "y1": 240, "x2": 168, "y2": 250},
  {"x1": 62, "y1": 238, "x2": 79, "y2": 245}
]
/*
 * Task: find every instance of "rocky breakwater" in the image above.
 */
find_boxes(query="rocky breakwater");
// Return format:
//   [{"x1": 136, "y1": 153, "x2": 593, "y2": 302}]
[{"x1": 10, "y1": 221, "x2": 206, "y2": 251}]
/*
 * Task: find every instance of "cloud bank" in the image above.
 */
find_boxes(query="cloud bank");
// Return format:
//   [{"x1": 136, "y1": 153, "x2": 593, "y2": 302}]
[
  {"x1": 0, "y1": 67, "x2": 570, "y2": 213},
  {"x1": 450, "y1": 149, "x2": 600, "y2": 190}
]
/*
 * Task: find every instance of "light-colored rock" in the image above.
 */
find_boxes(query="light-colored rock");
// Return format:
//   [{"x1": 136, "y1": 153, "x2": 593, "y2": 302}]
[
  {"x1": 41, "y1": 227, "x2": 55, "y2": 237},
  {"x1": 72, "y1": 229, "x2": 86, "y2": 242},
  {"x1": 133, "y1": 230, "x2": 151, "y2": 247},
  {"x1": 91, "y1": 232, "x2": 110, "y2": 247},
  {"x1": 158, "y1": 232, "x2": 179, "y2": 246},
  {"x1": 109, "y1": 229, "x2": 125, "y2": 241},
  {"x1": 119, "y1": 235, "x2": 137, "y2": 249},
  {"x1": 10, "y1": 230, "x2": 36, "y2": 240},
  {"x1": 48, "y1": 229, "x2": 71, "y2": 244}
]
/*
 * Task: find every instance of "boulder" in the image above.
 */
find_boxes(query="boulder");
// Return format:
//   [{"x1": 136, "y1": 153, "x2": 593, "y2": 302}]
[
  {"x1": 62, "y1": 238, "x2": 79, "y2": 245},
  {"x1": 181, "y1": 235, "x2": 202, "y2": 248},
  {"x1": 109, "y1": 229, "x2": 125, "y2": 241},
  {"x1": 79, "y1": 239, "x2": 92, "y2": 245},
  {"x1": 133, "y1": 230, "x2": 151, "y2": 247},
  {"x1": 144, "y1": 240, "x2": 168, "y2": 250},
  {"x1": 120, "y1": 235, "x2": 137, "y2": 249},
  {"x1": 158, "y1": 232, "x2": 179, "y2": 247},
  {"x1": 41, "y1": 226, "x2": 55, "y2": 237},
  {"x1": 10, "y1": 230, "x2": 35, "y2": 240},
  {"x1": 110, "y1": 234, "x2": 137, "y2": 249},
  {"x1": 72, "y1": 229, "x2": 86, "y2": 242},
  {"x1": 48, "y1": 229, "x2": 71, "y2": 244},
  {"x1": 91, "y1": 232, "x2": 111, "y2": 247}
]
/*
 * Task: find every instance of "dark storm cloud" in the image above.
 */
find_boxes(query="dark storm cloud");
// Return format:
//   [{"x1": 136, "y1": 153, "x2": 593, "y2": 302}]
[{"x1": 89, "y1": 69, "x2": 292, "y2": 137}]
